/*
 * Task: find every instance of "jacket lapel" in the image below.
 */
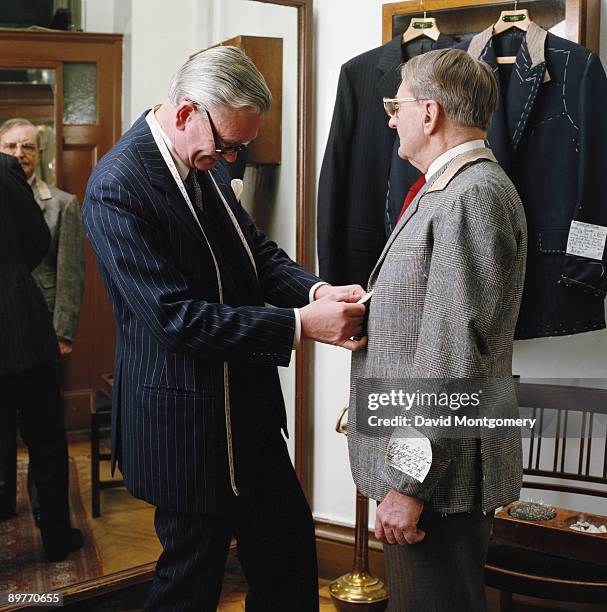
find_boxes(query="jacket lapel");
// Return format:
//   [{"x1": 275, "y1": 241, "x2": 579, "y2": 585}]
[
  {"x1": 134, "y1": 113, "x2": 204, "y2": 244},
  {"x1": 467, "y1": 23, "x2": 549, "y2": 172},
  {"x1": 367, "y1": 175, "x2": 434, "y2": 289},
  {"x1": 376, "y1": 35, "x2": 404, "y2": 100},
  {"x1": 503, "y1": 22, "x2": 549, "y2": 152}
]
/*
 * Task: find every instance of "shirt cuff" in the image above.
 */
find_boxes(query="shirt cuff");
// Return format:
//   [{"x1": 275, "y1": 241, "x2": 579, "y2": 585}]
[
  {"x1": 293, "y1": 308, "x2": 301, "y2": 349},
  {"x1": 309, "y1": 281, "x2": 329, "y2": 303}
]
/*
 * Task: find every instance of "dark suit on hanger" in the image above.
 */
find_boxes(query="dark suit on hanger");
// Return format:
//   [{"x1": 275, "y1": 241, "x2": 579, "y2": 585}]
[
  {"x1": 318, "y1": 34, "x2": 454, "y2": 287},
  {"x1": 464, "y1": 23, "x2": 607, "y2": 339}
]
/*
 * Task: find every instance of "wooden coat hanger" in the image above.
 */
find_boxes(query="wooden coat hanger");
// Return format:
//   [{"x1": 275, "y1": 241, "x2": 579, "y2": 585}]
[
  {"x1": 493, "y1": 0, "x2": 532, "y2": 64},
  {"x1": 402, "y1": 0, "x2": 441, "y2": 43}
]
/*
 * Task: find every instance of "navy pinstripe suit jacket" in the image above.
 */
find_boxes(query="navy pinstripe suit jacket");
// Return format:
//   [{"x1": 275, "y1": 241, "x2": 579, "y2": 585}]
[
  {"x1": 0, "y1": 153, "x2": 58, "y2": 375},
  {"x1": 82, "y1": 114, "x2": 320, "y2": 513}
]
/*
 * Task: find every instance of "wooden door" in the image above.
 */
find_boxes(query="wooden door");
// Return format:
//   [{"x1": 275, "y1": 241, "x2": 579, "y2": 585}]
[{"x1": 0, "y1": 30, "x2": 122, "y2": 429}]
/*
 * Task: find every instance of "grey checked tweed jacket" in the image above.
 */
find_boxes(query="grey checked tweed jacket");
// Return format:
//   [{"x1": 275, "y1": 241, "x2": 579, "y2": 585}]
[
  {"x1": 348, "y1": 148, "x2": 527, "y2": 513},
  {"x1": 30, "y1": 177, "x2": 85, "y2": 342}
]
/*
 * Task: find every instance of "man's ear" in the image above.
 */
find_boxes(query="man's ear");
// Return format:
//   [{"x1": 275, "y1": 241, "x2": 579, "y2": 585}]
[
  {"x1": 175, "y1": 101, "x2": 197, "y2": 130},
  {"x1": 423, "y1": 100, "x2": 441, "y2": 135}
]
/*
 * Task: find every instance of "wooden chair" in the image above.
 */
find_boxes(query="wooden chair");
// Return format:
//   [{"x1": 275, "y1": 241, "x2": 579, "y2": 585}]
[
  {"x1": 90, "y1": 373, "x2": 124, "y2": 518},
  {"x1": 485, "y1": 382, "x2": 607, "y2": 609}
]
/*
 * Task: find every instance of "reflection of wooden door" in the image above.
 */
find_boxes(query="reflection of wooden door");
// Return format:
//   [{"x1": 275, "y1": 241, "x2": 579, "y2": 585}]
[{"x1": 0, "y1": 30, "x2": 122, "y2": 429}]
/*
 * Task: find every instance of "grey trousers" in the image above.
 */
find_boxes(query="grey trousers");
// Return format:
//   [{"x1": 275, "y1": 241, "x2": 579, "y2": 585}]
[{"x1": 383, "y1": 509, "x2": 494, "y2": 612}]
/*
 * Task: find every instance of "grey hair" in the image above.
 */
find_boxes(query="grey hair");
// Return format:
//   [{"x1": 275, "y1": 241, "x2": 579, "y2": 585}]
[
  {"x1": 168, "y1": 46, "x2": 272, "y2": 114},
  {"x1": 0, "y1": 117, "x2": 40, "y2": 146},
  {"x1": 401, "y1": 48, "x2": 499, "y2": 131}
]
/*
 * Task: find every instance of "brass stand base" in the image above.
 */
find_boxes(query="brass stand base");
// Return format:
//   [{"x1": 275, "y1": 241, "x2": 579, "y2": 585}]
[{"x1": 329, "y1": 571, "x2": 389, "y2": 611}]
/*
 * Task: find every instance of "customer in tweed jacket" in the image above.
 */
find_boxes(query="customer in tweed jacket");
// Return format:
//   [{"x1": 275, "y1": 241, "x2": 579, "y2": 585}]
[{"x1": 347, "y1": 49, "x2": 527, "y2": 611}]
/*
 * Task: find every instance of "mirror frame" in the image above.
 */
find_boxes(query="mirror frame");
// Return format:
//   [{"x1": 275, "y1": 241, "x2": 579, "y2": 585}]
[
  {"x1": 5, "y1": 1, "x2": 314, "y2": 608},
  {"x1": 254, "y1": 0, "x2": 315, "y2": 501}
]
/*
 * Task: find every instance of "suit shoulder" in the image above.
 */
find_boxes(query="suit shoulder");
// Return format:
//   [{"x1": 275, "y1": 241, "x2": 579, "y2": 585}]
[
  {"x1": 48, "y1": 185, "x2": 78, "y2": 205},
  {"x1": 445, "y1": 161, "x2": 524, "y2": 222},
  {"x1": 342, "y1": 44, "x2": 385, "y2": 71},
  {"x1": 88, "y1": 115, "x2": 149, "y2": 189},
  {"x1": 546, "y1": 31, "x2": 593, "y2": 58}
]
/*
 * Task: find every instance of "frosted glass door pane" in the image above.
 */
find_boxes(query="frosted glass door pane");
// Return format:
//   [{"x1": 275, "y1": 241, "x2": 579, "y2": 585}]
[{"x1": 63, "y1": 62, "x2": 96, "y2": 124}]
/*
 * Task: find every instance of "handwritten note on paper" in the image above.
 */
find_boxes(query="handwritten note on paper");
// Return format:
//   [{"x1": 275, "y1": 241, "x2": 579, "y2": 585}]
[
  {"x1": 566, "y1": 221, "x2": 607, "y2": 261},
  {"x1": 386, "y1": 427, "x2": 432, "y2": 483}
]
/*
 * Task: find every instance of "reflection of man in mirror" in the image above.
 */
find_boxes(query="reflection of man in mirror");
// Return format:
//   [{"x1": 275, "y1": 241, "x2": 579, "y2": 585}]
[
  {"x1": 0, "y1": 118, "x2": 85, "y2": 357},
  {"x1": 0, "y1": 118, "x2": 85, "y2": 527},
  {"x1": 83, "y1": 46, "x2": 366, "y2": 611},
  {"x1": 0, "y1": 151, "x2": 84, "y2": 562}
]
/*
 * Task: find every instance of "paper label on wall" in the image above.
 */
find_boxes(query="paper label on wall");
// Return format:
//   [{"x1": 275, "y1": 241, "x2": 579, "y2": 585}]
[
  {"x1": 566, "y1": 221, "x2": 607, "y2": 261},
  {"x1": 386, "y1": 427, "x2": 432, "y2": 483}
]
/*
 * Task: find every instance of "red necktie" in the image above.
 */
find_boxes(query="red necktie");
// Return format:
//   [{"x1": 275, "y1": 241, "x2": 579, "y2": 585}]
[{"x1": 397, "y1": 176, "x2": 426, "y2": 222}]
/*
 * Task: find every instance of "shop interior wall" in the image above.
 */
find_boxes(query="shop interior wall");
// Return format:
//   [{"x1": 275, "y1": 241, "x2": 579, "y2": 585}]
[{"x1": 84, "y1": 0, "x2": 607, "y2": 526}]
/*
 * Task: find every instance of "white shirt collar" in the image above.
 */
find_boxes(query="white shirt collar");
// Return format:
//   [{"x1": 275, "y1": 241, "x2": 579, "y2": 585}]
[
  {"x1": 147, "y1": 105, "x2": 190, "y2": 181},
  {"x1": 425, "y1": 139, "x2": 486, "y2": 181},
  {"x1": 28, "y1": 173, "x2": 36, "y2": 186}
]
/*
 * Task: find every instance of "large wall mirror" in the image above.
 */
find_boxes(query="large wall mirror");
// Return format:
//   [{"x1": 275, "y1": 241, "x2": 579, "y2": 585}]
[{"x1": 0, "y1": 1, "x2": 313, "y2": 609}]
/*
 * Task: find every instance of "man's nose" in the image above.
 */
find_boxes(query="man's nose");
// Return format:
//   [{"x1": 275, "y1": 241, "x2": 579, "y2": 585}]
[{"x1": 388, "y1": 115, "x2": 397, "y2": 129}]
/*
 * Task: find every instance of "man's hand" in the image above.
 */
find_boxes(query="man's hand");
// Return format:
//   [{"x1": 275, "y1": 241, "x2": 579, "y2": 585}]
[
  {"x1": 299, "y1": 296, "x2": 367, "y2": 351},
  {"x1": 314, "y1": 283, "x2": 366, "y2": 302},
  {"x1": 375, "y1": 490, "x2": 425, "y2": 545},
  {"x1": 58, "y1": 340, "x2": 73, "y2": 356}
]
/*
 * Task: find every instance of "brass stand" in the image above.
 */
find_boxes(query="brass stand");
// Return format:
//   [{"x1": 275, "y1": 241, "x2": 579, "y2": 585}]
[{"x1": 331, "y1": 408, "x2": 389, "y2": 611}]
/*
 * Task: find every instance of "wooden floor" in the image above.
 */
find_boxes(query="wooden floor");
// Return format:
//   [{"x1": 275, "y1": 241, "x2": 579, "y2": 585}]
[
  {"x1": 66, "y1": 439, "x2": 340, "y2": 608},
  {"x1": 18, "y1": 441, "x2": 606, "y2": 611}
]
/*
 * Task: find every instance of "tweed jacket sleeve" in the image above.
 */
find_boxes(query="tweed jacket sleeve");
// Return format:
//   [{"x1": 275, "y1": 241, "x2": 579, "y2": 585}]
[
  {"x1": 382, "y1": 176, "x2": 523, "y2": 501},
  {"x1": 53, "y1": 193, "x2": 85, "y2": 341}
]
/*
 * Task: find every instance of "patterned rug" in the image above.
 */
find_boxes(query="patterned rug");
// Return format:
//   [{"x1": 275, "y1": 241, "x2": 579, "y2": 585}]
[{"x1": 0, "y1": 457, "x2": 102, "y2": 592}]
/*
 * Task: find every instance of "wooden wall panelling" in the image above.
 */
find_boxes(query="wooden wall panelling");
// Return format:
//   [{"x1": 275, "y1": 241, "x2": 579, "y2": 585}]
[
  {"x1": 0, "y1": 30, "x2": 122, "y2": 430},
  {"x1": 219, "y1": 35, "x2": 283, "y2": 164}
]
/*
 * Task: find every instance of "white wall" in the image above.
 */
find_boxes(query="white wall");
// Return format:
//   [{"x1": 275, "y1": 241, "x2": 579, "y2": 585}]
[{"x1": 86, "y1": 0, "x2": 199, "y2": 130}]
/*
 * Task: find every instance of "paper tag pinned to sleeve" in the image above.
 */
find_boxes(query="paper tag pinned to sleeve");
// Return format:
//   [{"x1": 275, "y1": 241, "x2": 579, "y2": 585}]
[
  {"x1": 386, "y1": 427, "x2": 432, "y2": 483},
  {"x1": 566, "y1": 221, "x2": 607, "y2": 261}
]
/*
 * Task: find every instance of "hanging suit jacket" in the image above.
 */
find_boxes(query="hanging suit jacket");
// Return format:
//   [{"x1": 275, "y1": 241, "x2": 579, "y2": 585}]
[
  {"x1": 82, "y1": 114, "x2": 320, "y2": 513},
  {"x1": 0, "y1": 154, "x2": 58, "y2": 375},
  {"x1": 348, "y1": 149, "x2": 526, "y2": 513},
  {"x1": 30, "y1": 177, "x2": 85, "y2": 342},
  {"x1": 318, "y1": 34, "x2": 454, "y2": 287},
  {"x1": 465, "y1": 23, "x2": 607, "y2": 339}
]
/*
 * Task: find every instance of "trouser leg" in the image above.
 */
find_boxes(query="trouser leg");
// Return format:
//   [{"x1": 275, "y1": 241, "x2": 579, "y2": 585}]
[
  {"x1": 234, "y1": 436, "x2": 319, "y2": 612},
  {"x1": 144, "y1": 509, "x2": 233, "y2": 612},
  {"x1": 15, "y1": 362, "x2": 71, "y2": 554},
  {"x1": 383, "y1": 509, "x2": 494, "y2": 612},
  {"x1": 0, "y1": 387, "x2": 17, "y2": 517}
]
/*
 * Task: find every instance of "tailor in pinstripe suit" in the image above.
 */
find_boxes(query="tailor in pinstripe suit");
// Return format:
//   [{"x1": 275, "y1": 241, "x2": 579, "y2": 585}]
[
  {"x1": 348, "y1": 50, "x2": 527, "y2": 611},
  {"x1": 83, "y1": 47, "x2": 365, "y2": 611}
]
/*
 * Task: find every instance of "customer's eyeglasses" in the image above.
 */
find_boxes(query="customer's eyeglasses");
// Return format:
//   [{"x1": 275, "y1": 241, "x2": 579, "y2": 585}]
[
  {"x1": 204, "y1": 109, "x2": 249, "y2": 156},
  {"x1": 382, "y1": 97, "x2": 426, "y2": 118},
  {"x1": 0, "y1": 141, "x2": 38, "y2": 153}
]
